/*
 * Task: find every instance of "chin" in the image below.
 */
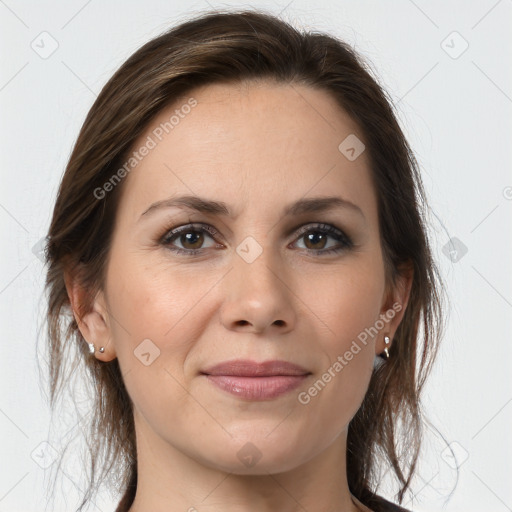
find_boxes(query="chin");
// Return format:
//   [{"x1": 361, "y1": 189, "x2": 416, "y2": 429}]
[{"x1": 194, "y1": 433, "x2": 311, "y2": 475}]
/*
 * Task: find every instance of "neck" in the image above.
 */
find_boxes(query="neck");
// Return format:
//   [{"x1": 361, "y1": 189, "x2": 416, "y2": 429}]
[{"x1": 126, "y1": 410, "x2": 360, "y2": 512}]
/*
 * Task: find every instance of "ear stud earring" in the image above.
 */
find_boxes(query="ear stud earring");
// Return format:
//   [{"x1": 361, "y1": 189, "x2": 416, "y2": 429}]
[
  {"x1": 383, "y1": 335, "x2": 391, "y2": 359},
  {"x1": 373, "y1": 335, "x2": 392, "y2": 370},
  {"x1": 88, "y1": 343, "x2": 105, "y2": 354}
]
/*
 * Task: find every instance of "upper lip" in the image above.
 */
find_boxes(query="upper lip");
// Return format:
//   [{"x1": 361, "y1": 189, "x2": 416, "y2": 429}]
[{"x1": 201, "y1": 359, "x2": 311, "y2": 377}]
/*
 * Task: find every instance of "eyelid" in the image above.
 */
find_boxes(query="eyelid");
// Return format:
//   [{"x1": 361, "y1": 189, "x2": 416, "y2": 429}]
[
  {"x1": 159, "y1": 221, "x2": 354, "y2": 256},
  {"x1": 159, "y1": 221, "x2": 348, "y2": 243},
  {"x1": 291, "y1": 222, "x2": 354, "y2": 250},
  {"x1": 159, "y1": 222, "x2": 220, "y2": 243}
]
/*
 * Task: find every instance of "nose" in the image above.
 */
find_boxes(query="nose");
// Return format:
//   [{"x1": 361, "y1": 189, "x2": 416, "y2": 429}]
[{"x1": 219, "y1": 247, "x2": 297, "y2": 335}]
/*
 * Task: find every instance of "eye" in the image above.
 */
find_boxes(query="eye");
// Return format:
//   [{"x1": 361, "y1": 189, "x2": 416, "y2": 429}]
[
  {"x1": 160, "y1": 223, "x2": 221, "y2": 255},
  {"x1": 159, "y1": 222, "x2": 353, "y2": 256},
  {"x1": 291, "y1": 223, "x2": 353, "y2": 255}
]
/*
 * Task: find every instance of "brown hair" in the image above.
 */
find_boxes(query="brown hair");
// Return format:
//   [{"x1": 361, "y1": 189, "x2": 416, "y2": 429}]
[{"x1": 43, "y1": 8, "x2": 446, "y2": 512}]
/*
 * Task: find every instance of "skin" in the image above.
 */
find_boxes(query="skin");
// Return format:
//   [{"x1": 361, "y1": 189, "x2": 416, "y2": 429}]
[{"x1": 66, "y1": 81, "x2": 412, "y2": 512}]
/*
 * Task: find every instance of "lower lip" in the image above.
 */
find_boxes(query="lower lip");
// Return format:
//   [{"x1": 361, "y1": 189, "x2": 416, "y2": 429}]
[{"x1": 204, "y1": 374, "x2": 309, "y2": 400}]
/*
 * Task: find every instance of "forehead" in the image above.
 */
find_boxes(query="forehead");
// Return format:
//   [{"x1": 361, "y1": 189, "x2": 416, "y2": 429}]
[{"x1": 115, "y1": 81, "x2": 377, "y2": 225}]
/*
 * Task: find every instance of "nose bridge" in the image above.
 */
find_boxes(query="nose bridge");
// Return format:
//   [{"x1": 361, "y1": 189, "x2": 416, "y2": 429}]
[
  {"x1": 233, "y1": 235, "x2": 285, "y2": 296},
  {"x1": 219, "y1": 233, "x2": 296, "y2": 332}
]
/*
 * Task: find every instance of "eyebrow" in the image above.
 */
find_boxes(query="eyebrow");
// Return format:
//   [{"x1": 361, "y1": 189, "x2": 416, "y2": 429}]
[{"x1": 139, "y1": 194, "x2": 365, "y2": 220}]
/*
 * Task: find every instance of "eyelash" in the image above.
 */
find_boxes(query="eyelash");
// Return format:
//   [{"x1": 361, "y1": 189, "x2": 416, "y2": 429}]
[{"x1": 159, "y1": 222, "x2": 354, "y2": 257}]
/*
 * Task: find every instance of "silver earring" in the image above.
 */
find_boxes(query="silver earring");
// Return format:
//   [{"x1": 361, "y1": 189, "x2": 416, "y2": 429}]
[
  {"x1": 88, "y1": 343, "x2": 105, "y2": 354},
  {"x1": 383, "y1": 335, "x2": 391, "y2": 359}
]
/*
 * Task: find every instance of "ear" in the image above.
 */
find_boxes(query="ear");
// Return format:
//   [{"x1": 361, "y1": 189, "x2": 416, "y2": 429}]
[
  {"x1": 376, "y1": 261, "x2": 414, "y2": 356},
  {"x1": 63, "y1": 267, "x2": 117, "y2": 362}
]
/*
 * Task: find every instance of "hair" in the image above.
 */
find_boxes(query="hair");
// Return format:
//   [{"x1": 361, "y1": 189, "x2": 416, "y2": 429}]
[{"x1": 42, "y1": 8, "x2": 447, "y2": 512}]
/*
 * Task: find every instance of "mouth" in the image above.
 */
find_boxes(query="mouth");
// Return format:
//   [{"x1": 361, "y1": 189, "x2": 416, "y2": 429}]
[{"x1": 200, "y1": 359, "x2": 311, "y2": 400}]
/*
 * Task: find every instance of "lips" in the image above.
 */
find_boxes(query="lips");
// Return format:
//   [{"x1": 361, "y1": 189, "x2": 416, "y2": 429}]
[
  {"x1": 201, "y1": 359, "x2": 310, "y2": 377},
  {"x1": 201, "y1": 359, "x2": 311, "y2": 400}
]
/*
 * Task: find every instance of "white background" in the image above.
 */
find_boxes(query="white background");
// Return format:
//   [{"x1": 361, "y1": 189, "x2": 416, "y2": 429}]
[{"x1": 1, "y1": 1, "x2": 511, "y2": 511}]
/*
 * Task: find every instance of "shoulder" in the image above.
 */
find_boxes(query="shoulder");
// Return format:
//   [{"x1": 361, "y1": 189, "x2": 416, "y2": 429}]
[{"x1": 352, "y1": 493, "x2": 413, "y2": 512}]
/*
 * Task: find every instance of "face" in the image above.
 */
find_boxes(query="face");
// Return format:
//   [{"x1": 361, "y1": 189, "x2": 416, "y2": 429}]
[{"x1": 82, "y1": 81, "x2": 409, "y2": 474}]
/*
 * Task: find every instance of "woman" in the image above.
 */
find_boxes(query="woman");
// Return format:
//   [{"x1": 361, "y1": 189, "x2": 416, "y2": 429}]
[{"x1": 44, "y1": 9, "x2": 445, "y2": 512}]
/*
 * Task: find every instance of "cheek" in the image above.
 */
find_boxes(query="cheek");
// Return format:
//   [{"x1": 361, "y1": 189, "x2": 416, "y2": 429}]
[
  {"x1": 107, "y1": 252, "x2": 211, "y2": 340},
  {"x1": 299, "y1": 262, "x2": 384, "y2": 407},
  {"x1": 103, "y1": 257, "x2": 217, "y2": 407},
  {"x1": 104, "y1": 261, "x2": 211, "y2": 432},
  {"x1": 303, "y1": 260, "x2": 385, "y2": 348}
]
